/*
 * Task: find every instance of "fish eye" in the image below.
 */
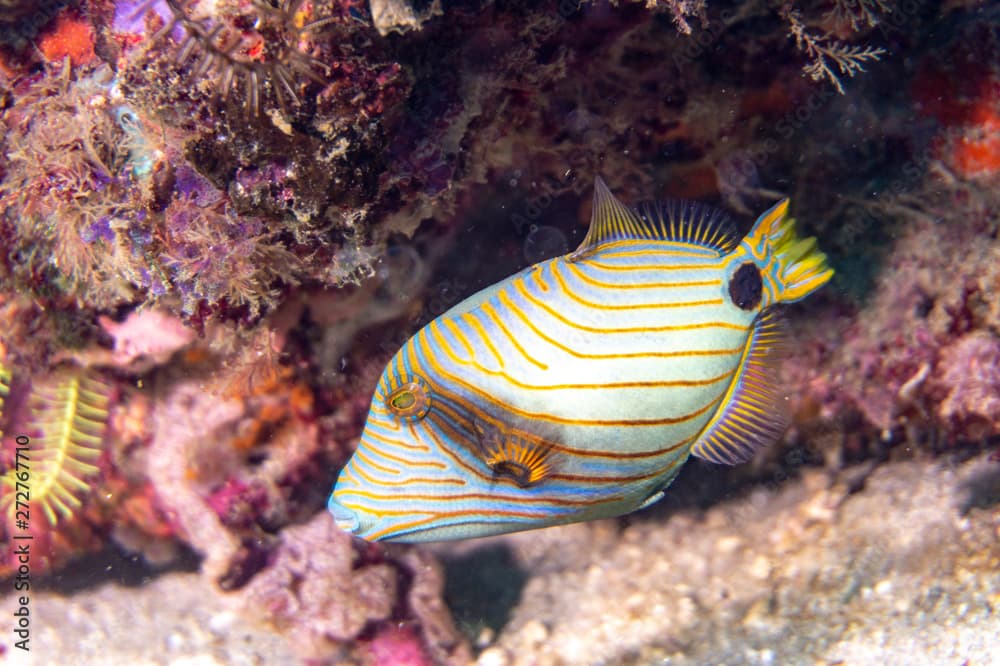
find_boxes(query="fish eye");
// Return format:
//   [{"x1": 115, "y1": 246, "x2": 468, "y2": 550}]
[
  {"x1": 390, "y1": 391, "x2": 415, "y2": 410},
  {"x1": 385, "y1": 381, "x2": 430, "y2": 419}
]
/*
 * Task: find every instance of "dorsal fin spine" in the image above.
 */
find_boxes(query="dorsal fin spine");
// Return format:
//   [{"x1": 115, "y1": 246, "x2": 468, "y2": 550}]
[{"x1": 569, "y1": 177, "x2": 742, "y2": 261}]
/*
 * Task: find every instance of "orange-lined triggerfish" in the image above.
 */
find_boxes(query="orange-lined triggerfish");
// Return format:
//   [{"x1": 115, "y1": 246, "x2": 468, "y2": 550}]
[{"x1": 329, "y1": 178, "x2": 833, "y2": 542}]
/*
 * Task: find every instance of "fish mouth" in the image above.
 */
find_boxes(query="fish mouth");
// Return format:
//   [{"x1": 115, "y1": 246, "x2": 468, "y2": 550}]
[{"x1": 327, "y1": 497, "x2": 360, "y2": 534}]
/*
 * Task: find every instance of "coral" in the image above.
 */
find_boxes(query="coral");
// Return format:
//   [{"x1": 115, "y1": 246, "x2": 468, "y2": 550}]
[
  {"x1": 936, "y1": 333, "x2": 1000, "y2": 439},
  {"x1": 606, "y1": 0, "x2": 707, "y2": 35},
  {"x1": 238, "y1": 513, "x2": 471, "y2": 664},
  {"x1": 912, "y1": 22, "x2": 1000, "y2": 178},
  {"x1": 143, "y1": 348, "x2": 335, "y2": 585},
  {"x1": 397, "y1": 548, "x2": 473, "y2": 666},
  {"x1": 239, "y1": 513, "x2": 398, "y2": 659},
  {"x1": 0, "y1": 61, "x2": 314, "y2": 325},
  {"x1": 370, "y1": 0, "x2": 443, "y2": 37},
  {"x1": 37, "y1": 9, "x2": 97, "y2": 66},
  {"x1": 159, "y1": 194, "x2": 304, "y2": 318},
  {"x1": 0, "y1": 62, "x2": 141, "y2": 309},
  {"x1": 144, "y1": 379, "x2": 262, "y2": 582},
  {"x1": 781, "y1": 169, "x2": 1000, "y2": 455},
  {"x1": 149, "y1": 0, "x2": 337, "y2": 117},
  {"x1": 949, "y1": 109, "x2": 1000, "y2": 178},
  {"x1": 369, "y1": 625, "x2": 434, "y2": 666},
  {"x1": 98, "y1": 308, "x2": 197, "y2": 368}
]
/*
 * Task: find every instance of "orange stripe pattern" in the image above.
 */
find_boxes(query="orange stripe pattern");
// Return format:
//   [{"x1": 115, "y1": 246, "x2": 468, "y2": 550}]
[{"x1": 329, "y1": 181, "x2": 832, "y2": 542}]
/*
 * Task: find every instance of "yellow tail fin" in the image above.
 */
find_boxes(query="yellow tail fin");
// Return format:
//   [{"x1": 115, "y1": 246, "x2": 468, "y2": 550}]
[{"x1": 744, "y1": 199, "x2": 834, "y2": 303}]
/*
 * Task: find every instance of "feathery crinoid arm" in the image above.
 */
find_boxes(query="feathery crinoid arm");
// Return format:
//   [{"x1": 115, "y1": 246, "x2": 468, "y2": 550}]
[{"x1": 0, "y1": 369, "x2": 111, "y2": 526}]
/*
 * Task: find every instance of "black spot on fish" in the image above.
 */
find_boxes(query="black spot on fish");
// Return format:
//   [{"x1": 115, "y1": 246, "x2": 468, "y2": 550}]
[{"x1": 729, "y1": 262, "x2": 763, "y2": 310}]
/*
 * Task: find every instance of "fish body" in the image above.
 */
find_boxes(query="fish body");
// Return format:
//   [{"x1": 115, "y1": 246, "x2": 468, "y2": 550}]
[{"x1": 330, "y1": 178, "x2": 832, "y2": 542}]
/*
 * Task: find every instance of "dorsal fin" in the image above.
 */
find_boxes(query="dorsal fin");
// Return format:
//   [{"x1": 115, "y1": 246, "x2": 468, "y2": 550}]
[
  {"x1": 634, "y1": 200, "x2": 742, "y2": 254},
  {"x1": 568, "y1": 177, "x2": 742, "y2": 261}
]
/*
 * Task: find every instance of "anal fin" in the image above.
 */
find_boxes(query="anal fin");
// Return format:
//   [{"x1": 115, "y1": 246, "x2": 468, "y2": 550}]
[{"x1": 691, "y1": 308, "x2": 790, "y2": 465}]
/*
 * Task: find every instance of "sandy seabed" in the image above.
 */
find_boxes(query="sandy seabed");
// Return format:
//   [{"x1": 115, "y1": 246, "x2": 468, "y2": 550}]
[{"x1": 2, "y1": 452, "x2": 997, "y2": 666}]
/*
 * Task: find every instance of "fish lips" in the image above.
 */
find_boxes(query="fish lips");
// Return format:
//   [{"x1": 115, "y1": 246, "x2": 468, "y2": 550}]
[{"x1": 327, "y1": 495, "x2": 361, "y2": 534}]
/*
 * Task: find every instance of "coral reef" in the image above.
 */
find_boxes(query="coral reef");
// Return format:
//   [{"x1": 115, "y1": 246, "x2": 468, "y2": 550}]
[
  {"x1": 780, "y1": 155, "x2": 1000, "y2": 459},
  {"x1": 912, "y1": 19, "x2": 1000, "y2": 178},
  {"x1": 239, "y1": 513, "x2": 469, "y2": 664},
  {"x1": 239, "y1": 514, "x2": 399, "y2": 658},
  {"x1": 0, "y1": 0, "x2": 997, "y2": 664}
]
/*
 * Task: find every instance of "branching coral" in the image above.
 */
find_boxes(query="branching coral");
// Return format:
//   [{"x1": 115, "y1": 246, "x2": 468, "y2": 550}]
[{"x1": 607, "y1": 0, "x2": 708, "y2": 35}]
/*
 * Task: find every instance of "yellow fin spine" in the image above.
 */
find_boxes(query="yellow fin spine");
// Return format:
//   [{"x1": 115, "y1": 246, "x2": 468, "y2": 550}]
[
  {"x1": 746, "y1": 199, "x2": 834, "y2": 304},
  {"x1": 570, "y1": 177, "x2": 742, "y2": 260}
]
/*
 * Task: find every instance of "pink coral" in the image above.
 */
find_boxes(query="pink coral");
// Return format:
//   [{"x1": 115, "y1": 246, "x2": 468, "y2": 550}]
[
  {"x1": 239, "y1": 513, "x2": 399, "y2": 661},
  {"x1": 206, "y1": 478, "x2": 270, "y2": 529},
  {"x1": 936, "y1": 333, "x2": 1000, "y2": 438},
  {"x1": 369, "y1": 625, "x2": 434, "y2": 666},
  {"x1": 99, "y1": 309, "x2": 196, "y2": 369}
]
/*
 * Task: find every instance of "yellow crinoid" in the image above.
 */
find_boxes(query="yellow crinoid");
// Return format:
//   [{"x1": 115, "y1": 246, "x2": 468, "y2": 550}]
[{"x1": 0, "y1": 368, "x2": 111, "y2": 525}]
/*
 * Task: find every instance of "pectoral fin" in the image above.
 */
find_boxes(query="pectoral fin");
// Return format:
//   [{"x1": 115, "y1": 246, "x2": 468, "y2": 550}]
[
  {"x1": 691, "y1": 308, "x2": 790, "y2": 465},
  {"x1": 473, "y1": 419, "x2": 556, "y2": 488}
]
